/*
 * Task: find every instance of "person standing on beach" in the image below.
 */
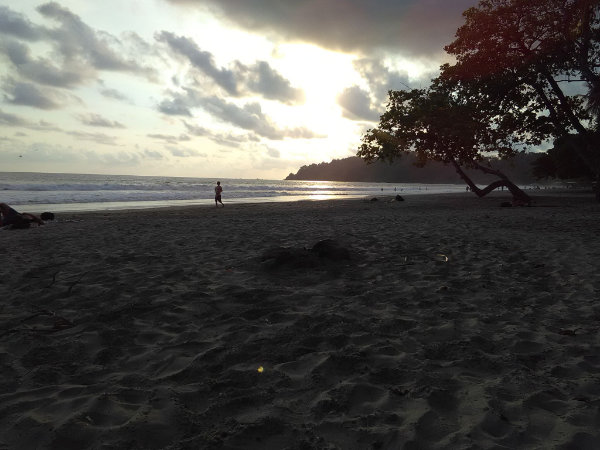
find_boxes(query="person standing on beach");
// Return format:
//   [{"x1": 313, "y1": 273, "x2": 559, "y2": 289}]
[{"x1": 214, "y1": 181, "x2": 224, "y2": 207}]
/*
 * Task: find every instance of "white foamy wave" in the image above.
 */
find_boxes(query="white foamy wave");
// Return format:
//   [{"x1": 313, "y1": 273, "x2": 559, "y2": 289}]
[{"x1": 1, "y1": 172, "x2": 467, "y2": 211}]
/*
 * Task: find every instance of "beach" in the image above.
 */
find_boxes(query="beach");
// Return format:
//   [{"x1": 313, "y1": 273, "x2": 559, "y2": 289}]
[{"x1": 1, "y1": 192, "x2": 600, "y2": 449}]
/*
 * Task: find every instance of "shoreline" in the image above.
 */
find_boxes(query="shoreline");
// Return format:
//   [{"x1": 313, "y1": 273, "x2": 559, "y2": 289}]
[
  {"x1": 11, "y1": 188, "x2": 597, "y2": 216},
  {"x1": 2, "y1": 192, "x2": 600, "y2": 448}
]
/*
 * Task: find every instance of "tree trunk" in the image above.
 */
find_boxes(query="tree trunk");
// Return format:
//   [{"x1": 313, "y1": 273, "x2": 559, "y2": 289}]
[{"x1": 450, "y1": 158, "x2": 532, "y2": 204}]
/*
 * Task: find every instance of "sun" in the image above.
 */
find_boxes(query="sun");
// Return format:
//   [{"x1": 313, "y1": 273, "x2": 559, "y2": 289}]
[{"x1": 256, "y1": 44, "x2": 364, "y2": 140}]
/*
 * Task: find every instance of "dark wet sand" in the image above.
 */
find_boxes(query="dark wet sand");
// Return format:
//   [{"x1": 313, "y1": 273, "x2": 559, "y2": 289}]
[{"x1": 1, "y1": 192, "x2": 600, "y2": 449}]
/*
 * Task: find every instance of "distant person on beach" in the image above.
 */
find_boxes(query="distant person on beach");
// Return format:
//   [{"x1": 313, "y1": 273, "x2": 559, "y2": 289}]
[
  {"x1": 0, "y1": 203, "x2": 44, "y2": 228},
  {"x1": 214, "y1": 181, "x2": 224, "y2": 207}
]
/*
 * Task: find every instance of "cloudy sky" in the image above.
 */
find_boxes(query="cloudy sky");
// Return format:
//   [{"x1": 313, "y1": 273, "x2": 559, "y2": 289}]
[{"x1": 0, "y1": 0, "x2": 477, "y2": 179}]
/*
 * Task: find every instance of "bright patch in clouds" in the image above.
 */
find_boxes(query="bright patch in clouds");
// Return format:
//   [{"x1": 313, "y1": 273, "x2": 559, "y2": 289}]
[{"x1": 0, "y1": 0, "x2": 477, "y2": 178}]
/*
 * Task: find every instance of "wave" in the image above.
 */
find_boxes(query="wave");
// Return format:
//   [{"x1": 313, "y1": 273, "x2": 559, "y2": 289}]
[{"x1": 1, "y1": 172, "x2": 466, "y2": 209}]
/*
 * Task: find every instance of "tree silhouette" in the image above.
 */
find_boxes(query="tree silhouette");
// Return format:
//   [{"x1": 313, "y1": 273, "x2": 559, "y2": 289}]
[
  {"x1": 443, "y1": 0, "x2": 600, "y2": 198},
  {"x1": 533, "y1": 134, "x2": 595, "y2": 180},
  {"x1": 358, "y1": 78, "x2": 531, "y2": 203},
  {"x1": 360, "y1": 0, "x2": 600, "y2": 200}
]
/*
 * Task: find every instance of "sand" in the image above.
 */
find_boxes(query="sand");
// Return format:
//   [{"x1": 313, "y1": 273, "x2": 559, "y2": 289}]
[{"x1": 1, "y1": 192, "x2": 600, "y2": 449}]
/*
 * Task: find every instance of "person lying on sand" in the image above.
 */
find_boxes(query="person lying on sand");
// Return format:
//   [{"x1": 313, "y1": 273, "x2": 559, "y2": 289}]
[{"x1": 0, "y1": 203, "x2": 44, "y2": 228}]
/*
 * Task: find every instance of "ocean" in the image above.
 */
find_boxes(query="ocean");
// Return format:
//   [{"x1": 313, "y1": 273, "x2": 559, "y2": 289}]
[{"x1": 1, "y1": 172, "x2": 468, "y2": 213}]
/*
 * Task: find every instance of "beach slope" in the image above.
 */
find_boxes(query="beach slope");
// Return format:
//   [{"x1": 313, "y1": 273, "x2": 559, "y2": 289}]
[{"x1": 1, "y1": 193, "x2": 600, "y2": 449}]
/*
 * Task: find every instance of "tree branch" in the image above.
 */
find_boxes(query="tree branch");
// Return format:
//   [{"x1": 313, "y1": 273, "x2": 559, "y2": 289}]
[{"x1": 450, "y1": 158, "x2": 531, "y2": 203}]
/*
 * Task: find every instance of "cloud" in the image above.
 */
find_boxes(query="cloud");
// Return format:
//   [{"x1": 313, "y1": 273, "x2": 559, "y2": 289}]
[
  {"x1": 211, "y1": 133, "x2": 258, "y2": 147},
  {"x1": 341, "y1": 58, "x2": 439, "y2": 119},
  {"x1": 242, "y1": 61, "x2": 305, "y2": 104},
  {"x1": 65, "y1": 130, "x2": 119, "y2": 145},
  {"x1": 0, "y1": 39, "x2": 89, "y2": 88},
  {"x1": 0, "y1": 108, "x2": 27, "y2": 126},
  {"x1": 147, "y1": 133, "x2": 191, "y2": 144},
  {"x1": 199, "y1": 95, "x2": 319, "y2": 139},
  {"x1": 166, "y1": 0, "x2": 477, "y2": 57},
  {"x1": 156, "y1": 31, "x2": 305, "y2": 103},
  {"x1": 77, "y1": 113, "x2": 126, "y2": 128},
  {"x1": 157, "y1": 31, "x2": 239, "y2": 95},
  {"x1": 167, "y1": 145, "x2": 206, "y2": 157},
  {"x1": 0, "y1": 140, "x2": 146, "y2": 169},
  {"x1": 159, "y1": 89, "x2": 319, "y2": 139},
  {"x1": 0, "y1": 109, "x2": 62, "y2": 131},
  {"x1": 100, "y1": 87, "x2": 129, "y2": 101},
  {"x1": 353, "y1": 58, "x2": 415, "y2": 102},
  {"x1": 0, "y1": 3, "x2": 156, "y2": 96},
  {"x1": 266, "y1": 147, "x2": 280, "y2": 158},
  {"x1": 158, "y1": 93, "x2": 193, "y2": 116},
  {"x1": 143, "y1": 149, "x2": 165, "y2": 159},
  {"x1": 337, "y1": 86, "x2": 380, "y2": 122},
  {"x1": 182, "y1": 122, "x2": 209, "y2": 137},
  {"x1": 37, "y1": 2, "x2": 145, "y2": 73},
  {"x1": 183, "y1": 120, "x2": 259, "y2": 147},
  {"x1": 0, "y1": 5, "x2": 45, "y2": 40},
  {"x1": 1, "y1": 78, "x2": 72, "y2": 109},
  {"x1": 0, "y1": 137, "x2": 210, "y2": 173}
]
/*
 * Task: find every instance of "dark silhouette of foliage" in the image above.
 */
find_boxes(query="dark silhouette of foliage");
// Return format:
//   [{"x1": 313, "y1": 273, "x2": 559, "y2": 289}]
[
  {"x1": 286, "y1": 153, "x2": 540, "y2": 185},
  {"x1": 533, "y1": 135, "x2": 595, "y2": 180},
  {"x1": 443, "y1": 0, "x2": 600, "y2": 198},
  {"x1": 358, "y1": 79, "x2": 532, "y2": 203},
  {"x1": 359, "y1": 0, "x2": 600, "y2": 201},
  {"x1": 589, "y1": 82, "x2": 600, "y2": 128}
]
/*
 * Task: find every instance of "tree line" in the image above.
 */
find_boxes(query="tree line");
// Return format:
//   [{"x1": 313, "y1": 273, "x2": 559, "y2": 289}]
[{"x1": 286, "y1": 153, "x2": 542, "y2": 185}]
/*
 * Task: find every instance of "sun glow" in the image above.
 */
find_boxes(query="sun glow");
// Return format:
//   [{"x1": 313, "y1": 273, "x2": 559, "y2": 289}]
[
  {"x1": 270, "y1": 44, "x2": 364, "y2": 128},
  {"x1": 246, "y1": 43, "x2": 368, "y2": 163}
]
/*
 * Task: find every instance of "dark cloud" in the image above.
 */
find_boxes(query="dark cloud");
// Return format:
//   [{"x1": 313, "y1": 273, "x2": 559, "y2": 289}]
[
  {"x1": 0, "y1": 4, "x2": 156, "y2": 95},
  {"x1": 166, "y1": 0, "x2": 477, "y2": 56},
  {"x1": 159, "y1": 89, "x2": 319, "y2": 139},
  {"x1": 0, "y1": 108, "x2": 27, "y2": 126},
  {"x1": 353, "y1": 58, "x2": 415, "y2": 103},
  {"x1": 243, "y1": 61, "x2": 305, "y2": 104},
  {"x1": 199, "y1": 95, "x2": 319, "y2": 139},
  {"x1": 158, "y1": 93, "x2": 193, "y2": 116},
  {"x1": 0, "y1": 6, "x2": 45, "y2": 40},
  {"x1": 77, "y1": 113, "x2": 126, "y2": 128},
  {"x1": 157, "y1": 31, "x2": 238, "y2": 95},
  {"x1": 1, "y1": 39, "x2": 29, "y2": 65},
  {"x1": 37, "y1": 2, "x2": 144, "y2": 73},
  {"x1": 0, "y1": 109, "x2": 61, "y2": 131},
  {"x1": 211, "y1": 132, "x2": 259, "y2": 147},
  {"x1": 337, "y1": 86, "x2": 380, "y2": 122},
  {"x1": 183, "y1": 120, "x2": 259, "y2": 147},
  {"x1": 340, "y1": 59, "x2": 439, "y2": 120},
  {"x1": 157, "y1": 31, "x2": 305, "y2": 103},
  {"x1": 1, "y1": 39, "x2": 88, "y2": 88},
  {"x1": 201, "y1": 96, "x2": 272, "y2": 134},
  {"x1": 2, "y1": 78, "x2": 69, "y2": 109},
  {"x1": 182, "y1": 122, "x2": 210, "y2": 136}
]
